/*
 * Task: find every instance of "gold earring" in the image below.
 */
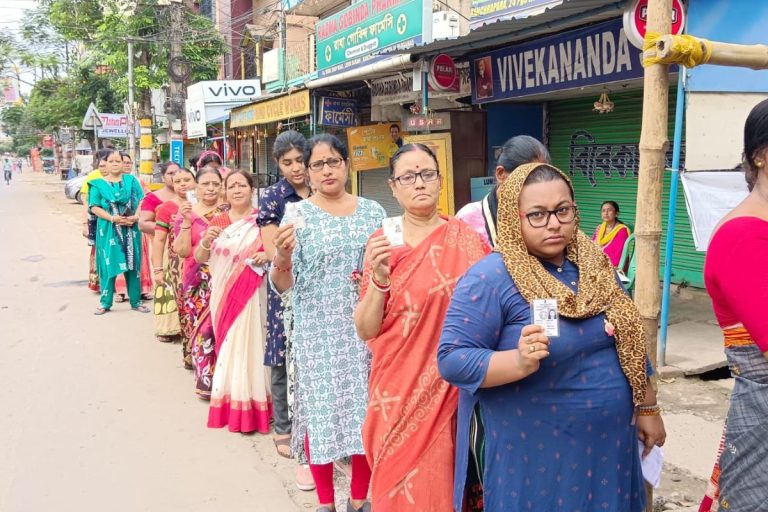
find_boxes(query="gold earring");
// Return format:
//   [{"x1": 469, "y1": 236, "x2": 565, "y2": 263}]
[{"x1": 758, "y1": 161, "x2": 765, "y2": 168}]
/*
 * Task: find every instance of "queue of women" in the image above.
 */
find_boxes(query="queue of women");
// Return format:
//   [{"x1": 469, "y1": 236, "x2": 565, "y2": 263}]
[{"x1": 82, "y1": 102, "x2": 768, "y2": 512}]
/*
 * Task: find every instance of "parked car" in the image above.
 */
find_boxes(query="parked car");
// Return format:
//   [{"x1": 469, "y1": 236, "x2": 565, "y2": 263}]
[{"x1": 64, "y1": 173, "x2": 87, "y2": 204}]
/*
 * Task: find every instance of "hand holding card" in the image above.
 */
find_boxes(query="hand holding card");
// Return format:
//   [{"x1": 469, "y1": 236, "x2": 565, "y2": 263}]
[
  {"x1": 186, "y1": 190, "x2": 198, "y2": 205},
  {"x1": 532, "y1": 298, "x2": 560, "y2": 337},
  {"x1": 285, "y1": 202, "x2": 306, "y2": 229},
  {"x1": 382, "y1": 216, "x2": 404, "y2": 247}
]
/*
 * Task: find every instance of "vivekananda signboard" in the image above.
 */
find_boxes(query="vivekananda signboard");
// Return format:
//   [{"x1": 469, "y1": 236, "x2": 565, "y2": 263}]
[
  {"x1": 470, "y1": 18, "x2": 644, "y2": 104},
  {"x1": 315, "y1": 0, "x2": 431, "y2": 78}
]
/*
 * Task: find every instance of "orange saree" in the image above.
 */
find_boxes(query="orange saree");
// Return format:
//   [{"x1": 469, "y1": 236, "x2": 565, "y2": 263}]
[{"x1": 361, "y1": 218, "x2": 488, "y2": 512}]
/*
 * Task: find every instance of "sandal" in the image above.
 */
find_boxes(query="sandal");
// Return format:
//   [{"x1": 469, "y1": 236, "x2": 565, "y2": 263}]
[
  {"x1": 346, "y1": 500, "x2": 371, "y2": 512},
  {"x1": 94, "y1": 307, "x2": 110, "y2": 316},
  {"x1": 114, "y1": 294, "x2": 126, "y2": 303},
  {"x1": 156, "y1": 335, "x2": 174, "y2": 343},
  {"x1": 273, "y1": 436, "x2": 292, "y2": 459},
  {"x1": 132, "y1": 305, "x2": 151, "y2": 313},
  {"x1": 141, "y1": 293, "x2": 153, "y2": 301}
]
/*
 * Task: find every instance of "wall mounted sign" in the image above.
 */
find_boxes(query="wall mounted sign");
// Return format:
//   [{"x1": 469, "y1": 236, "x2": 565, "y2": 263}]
[
  {"x1": 403, "y1": 112, "x2": 451, "y2": 131},
  {"x1": 470, "y1": 0, "x2": 562, "y2": 30},
  {"x1": 315, "y1": 0, "x2": 431, "y2": 78},
  {"x1": 428, "y1": 54, "x2": 458, "y2": 91},
  {"x1": 623, "y1": 0, "x2": 685, "y2": 50},
  {"x1": 170, "y1": 139, "x2": 184, "y2": 167},
  {"x1": 319, "y1": 97, "x2": 358, "y2": 127},
  {"x1": 230, "y1": 90, "x2": 311, "y2": 128},
  {"x1": 470, "y1": 18, "x2": 643, "y2": 104},
  {"x1": 346, "y1": 124, "x2": 401, "y2": 171}
]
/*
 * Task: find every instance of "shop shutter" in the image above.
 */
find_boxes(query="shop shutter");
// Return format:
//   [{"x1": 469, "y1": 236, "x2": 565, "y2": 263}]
[
  {"x1": 358, "y1": 169, "x2": 400, "y2": 217},
  {"x1": 548, "y1": 88, "x2": 705, "y2": 288}
]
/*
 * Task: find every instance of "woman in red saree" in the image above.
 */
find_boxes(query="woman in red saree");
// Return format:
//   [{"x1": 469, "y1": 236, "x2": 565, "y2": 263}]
[
  {"x1": 153, "y1": 168, "x2": 195, "y2": 350},
  {"x1": 195, "y1": 170, "x2": 272, "y2": 433},
  {"x1": 355, "y1": 144, "x2": 488, "y2": 511}
]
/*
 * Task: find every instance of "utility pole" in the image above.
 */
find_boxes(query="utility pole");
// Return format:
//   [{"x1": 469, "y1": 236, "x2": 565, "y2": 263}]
[
  {"x1": 127, "y1": 39, "x2": 137, "y2": 174},
  {"x1": 170, "y1": 0, "x2": 184, "y2": 137},
  {"x1": 634, "y1": 0, "x2": 672, "y2": 374},
  {"x1": 280, "y1": 6, "x2": 287, "y2": 90}
]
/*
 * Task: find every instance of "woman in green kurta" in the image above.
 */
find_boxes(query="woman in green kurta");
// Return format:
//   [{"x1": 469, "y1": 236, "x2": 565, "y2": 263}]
[{"x1": 88, "y1": 149, "x2": 149, "y2": 315}]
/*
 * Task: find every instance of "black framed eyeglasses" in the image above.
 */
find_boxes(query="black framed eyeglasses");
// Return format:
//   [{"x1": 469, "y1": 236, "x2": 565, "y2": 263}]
[
  {"x1": 308, "y1": 157, "x2": 344, "y2": 172},
  {"x1": 391, "y1": 169, "x2": 440, "y2": 187},
  {"x1": 520, "y1": 205, "x2": 578, "y2": 228}
]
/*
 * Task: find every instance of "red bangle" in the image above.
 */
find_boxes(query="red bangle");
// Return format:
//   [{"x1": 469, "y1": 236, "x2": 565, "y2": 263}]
[{"x1": 370, "y1": 274, "x2": 391, "y2": 290}]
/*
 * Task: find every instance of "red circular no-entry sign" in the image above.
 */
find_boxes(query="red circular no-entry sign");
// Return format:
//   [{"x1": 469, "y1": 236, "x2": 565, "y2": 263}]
[{"x1": 623, "y1": 0, "x2": 686, "y2": 50}]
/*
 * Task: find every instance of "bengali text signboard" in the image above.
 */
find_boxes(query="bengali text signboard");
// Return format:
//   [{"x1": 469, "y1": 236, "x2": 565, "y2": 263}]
[
  {"x1": 319, "y1": 97, "x2": 358, "y2": 127},
  {"x1": 316, "y1": 0, "x2": 430, "y2": 78},
  {"x1": 470, "y1": 0, "x2": 562, "y2": 30},
  {"x1": 470, "y1": 18, "x2": 643, "y2": 104}
]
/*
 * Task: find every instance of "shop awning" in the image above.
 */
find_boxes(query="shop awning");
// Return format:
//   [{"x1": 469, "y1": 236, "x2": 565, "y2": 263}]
[
  {"x1": 305, "y1": 54, "x2": 413, "y2": 89},
  {"x1": 386, "y1": 0, "x2": 627, "y2": 59},
  {"x1": 207, "y1": 112, "x2": 230, "y2": 124}
]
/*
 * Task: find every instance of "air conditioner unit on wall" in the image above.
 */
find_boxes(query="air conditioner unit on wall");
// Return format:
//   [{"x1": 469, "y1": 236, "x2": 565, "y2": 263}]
[{"x1": 433, "y1": 11, "x2": 459, "y2": 40}]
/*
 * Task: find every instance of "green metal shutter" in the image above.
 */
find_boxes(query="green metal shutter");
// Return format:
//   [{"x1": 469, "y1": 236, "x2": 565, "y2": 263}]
[{"x1": 548, "y1": 88, "x2": 705, "y2": 288}]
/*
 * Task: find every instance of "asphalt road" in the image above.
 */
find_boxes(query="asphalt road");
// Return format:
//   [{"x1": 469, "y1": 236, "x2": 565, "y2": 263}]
[{"x1": 0, "y1": 171, "x2": 305, "y2": 512}]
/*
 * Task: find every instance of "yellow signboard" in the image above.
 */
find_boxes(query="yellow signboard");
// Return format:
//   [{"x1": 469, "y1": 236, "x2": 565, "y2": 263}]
[
  {"x1": 403, "y1": 132, "x2": 455, "y2": 215},
  {"x1": 230, "y1": 90, "x2": 311, "y2": 128},
  {"x1": 346, "y1": 124, "x2": 400, "y2": 172}
]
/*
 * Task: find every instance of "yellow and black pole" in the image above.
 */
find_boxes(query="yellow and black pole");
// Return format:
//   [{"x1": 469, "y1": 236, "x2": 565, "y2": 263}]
[{"x1": 139, "y1": 118, "x2": 154, "y2": 179}]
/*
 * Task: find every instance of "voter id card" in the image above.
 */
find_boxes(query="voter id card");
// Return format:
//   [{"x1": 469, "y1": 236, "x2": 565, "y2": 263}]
[
  {"x1": 382, "y1": 216, "x2": 405, "y2": 247},
  {"x1": 284, "y1": 202, "x2": 306, "y2": 229},
  {"x1": 186, "y1": 190, "x2": 198, "y2": 205},
  {"x1": 531, "y1": 298, "x2": 559, "y2": 337}
]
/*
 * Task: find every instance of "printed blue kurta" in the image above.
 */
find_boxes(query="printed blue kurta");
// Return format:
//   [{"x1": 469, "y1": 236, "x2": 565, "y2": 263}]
[
  {"x1": 287, "y1": 198, "x2": 385, "y2": 464},
  {"x1": 438, "y1": 253, "x2": 646, "y2": 512}
]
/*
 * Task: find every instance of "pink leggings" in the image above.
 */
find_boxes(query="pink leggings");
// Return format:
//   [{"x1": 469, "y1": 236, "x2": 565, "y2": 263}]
[{"x1": 305, "y1": 435, "x2": 372, "y2": 505}]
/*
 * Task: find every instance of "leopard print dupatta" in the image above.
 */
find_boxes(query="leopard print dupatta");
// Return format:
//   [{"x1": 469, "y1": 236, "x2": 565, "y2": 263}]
[{"x1": 495, "y1": 162, "x2": 648, "y2": 406}]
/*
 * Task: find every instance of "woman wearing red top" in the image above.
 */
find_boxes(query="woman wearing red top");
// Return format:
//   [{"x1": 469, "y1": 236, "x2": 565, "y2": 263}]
[
  {"x1": 139, "y1": 161, "x2": 179, "y2": 235},
  {"x1": 700, "y1": 99, "x2": 768, "y2": 512},
  {"x1": 152, "y1": 168, "x2": 195, "y2": 345}
]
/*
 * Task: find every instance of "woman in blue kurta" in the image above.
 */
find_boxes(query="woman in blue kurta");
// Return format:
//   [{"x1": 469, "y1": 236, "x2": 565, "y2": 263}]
[{"x1": 438, "y1": 163, "x2": 666, "y2": 512}]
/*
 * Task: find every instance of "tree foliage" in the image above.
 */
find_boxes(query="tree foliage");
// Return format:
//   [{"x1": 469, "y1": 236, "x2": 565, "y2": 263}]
[{"x1": 1, "y1": 0, "x2": 225, "y2": 151}]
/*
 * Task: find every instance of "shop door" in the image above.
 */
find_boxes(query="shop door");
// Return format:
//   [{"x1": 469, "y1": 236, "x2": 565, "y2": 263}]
[
  {"x1": 358, "y1": 169, "x2": 401, "y2": 217},
  {"x1": 548, "y1": 88, "x2": 704, "y2": 288}
]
